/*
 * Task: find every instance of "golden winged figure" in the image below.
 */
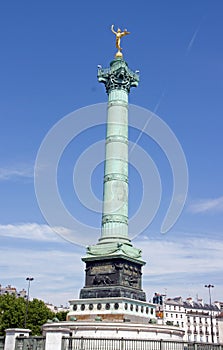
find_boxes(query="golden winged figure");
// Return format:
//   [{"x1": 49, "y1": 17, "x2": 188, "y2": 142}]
[{"x1": 111, "y1": 24, "x2": 130, "y2": 53}]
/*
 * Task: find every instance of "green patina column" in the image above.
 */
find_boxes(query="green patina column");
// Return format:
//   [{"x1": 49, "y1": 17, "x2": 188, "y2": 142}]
[
  {"x1": 99, "y1": 59, "x2": 138, "y2": 244},
  {"x1": 80, "y1": 32, "x2": 146, "y2": 301},
  {"x1": 85, "y1": 58, "x2": 142, "y2": 260}
]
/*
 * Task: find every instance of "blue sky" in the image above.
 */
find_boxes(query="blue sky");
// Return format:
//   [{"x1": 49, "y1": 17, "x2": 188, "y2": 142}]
[{"x1": 0, "y1": 0, "x2": 223, "y2": 305}]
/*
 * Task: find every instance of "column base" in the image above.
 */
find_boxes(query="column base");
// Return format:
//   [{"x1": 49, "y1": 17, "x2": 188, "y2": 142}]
[{"x1": 80, "y1": 286, "x2": 146, "y2": 301}]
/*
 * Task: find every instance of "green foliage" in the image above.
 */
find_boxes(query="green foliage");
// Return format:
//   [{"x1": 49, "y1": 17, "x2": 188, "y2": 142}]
[
  {"x1": 26, "y1": 299, "x2": 54, "y2": 335},
  {"x1": 0, "y1": 294, "x2": 26, "y2": 335},
  {"x1": 55, "y1": 310, "x2": 68, "y2": 321},
  {"x1": 0, "y1": 294, "x2": 54, "y2": 336},
  {"x1": 148, "y1": 318, "x2": 157, "y2": 324}
]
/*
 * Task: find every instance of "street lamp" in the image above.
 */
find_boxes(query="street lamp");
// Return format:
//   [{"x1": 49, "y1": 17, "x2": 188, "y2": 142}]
[
  {"x1": 205, "y1": 284, "x2": 214, "y2": 343},
  {"x1": 24, "y1": 277, "x2": 34, "y2": 328}
]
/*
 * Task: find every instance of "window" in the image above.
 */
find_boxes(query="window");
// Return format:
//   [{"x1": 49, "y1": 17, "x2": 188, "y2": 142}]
[
  {"x1": 73, "y1": 304, "x2": 77, "y2": 311},
  {"x1": 141, "y1": 306, "x2": 144, "y2": 313},
  {"x1": 151, "y1": 308, "x2": 154, "y2": 315},
  {"x1": 114, "y1": 303, "x2": 119, "y2": 310},
  {"x1": 105, "y1": 303, "x2": 110, "y2": 310},
  {"x1": 176, "y1": 314, "x2": 178, "y2": 318},
  {"x1": 171, "y1": 314, "x2": 173, "y2": 318},
  {"x1": 180, "y1": 314, "x2": 183, "y2": 318},
  {"x1": 97, "y1": 303, "x2": 102, "y2": 310},
  {"x1": 166, "y1": 313, "x2": 168, "y2": 317},
  {"x1": 81, "y1": 304, "x2": 85, "y2": 311},
  {"x1": 125, "y1": 303, "x2": 128, "y2": 310},
  {"x1": 89, "y1": 304, "x2": 93, "y2": 310},
  {"x1": 181, "y1": 322, "x2": 184, "y2": 327}
]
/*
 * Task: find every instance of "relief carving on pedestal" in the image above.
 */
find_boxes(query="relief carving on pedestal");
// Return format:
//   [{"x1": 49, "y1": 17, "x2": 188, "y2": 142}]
[
  {"x1": 124, "y1": 275, "x2": 138, "y2": 287},
  {"x1": 123, "y1": 263, "x2": 141, "y2": 288},
  {"x1": 93, "y1": 274, "x2": 113, "y2": 286},
  {"x1": 86, "y1": 262, "x2": 117, "y2": 287}
]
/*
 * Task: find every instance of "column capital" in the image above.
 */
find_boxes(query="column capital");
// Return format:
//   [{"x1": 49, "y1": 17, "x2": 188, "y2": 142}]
[{"x1": 98, "y1": 58, "x2": 139, "y2": 94}]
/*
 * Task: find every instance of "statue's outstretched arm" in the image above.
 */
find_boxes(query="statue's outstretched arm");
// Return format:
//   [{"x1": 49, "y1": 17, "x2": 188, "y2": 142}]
[
  {"x1": 123, "y1": 29, "x2": 130, "y2": 35},
  {"x1": 111, "y1": 24, "x2": 116, "y2": 35}
]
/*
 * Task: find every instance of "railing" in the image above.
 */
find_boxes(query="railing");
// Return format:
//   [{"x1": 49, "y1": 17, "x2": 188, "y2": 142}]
[
  {"x1": 61, "y1": 337, "x2": 223, "y2": 350},
  {"x1": 0, "y1": 337, "x2": 5, "y2": 350},
  {"x1": 15, "y1": 336, "x2": 45, "y2": 350}
]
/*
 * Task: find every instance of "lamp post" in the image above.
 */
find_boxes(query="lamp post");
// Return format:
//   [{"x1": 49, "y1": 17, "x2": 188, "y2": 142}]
[
  {"x1": 24, "y1": 277, "x2": 34, "y2": 328},
  {"x1": 161, "y1": 293, "x2": 166, "y2": 325},
  {"x1": 205, "y1": 284, "x2": 214, "y2": 343}
]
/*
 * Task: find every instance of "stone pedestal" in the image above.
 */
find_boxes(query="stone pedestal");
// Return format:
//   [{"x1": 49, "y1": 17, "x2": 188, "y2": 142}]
[
  {"x1": 80, "y1": 257, "x2": 146, "y2": 301},
  {"x1": 44, "y1": 328, "x2": 70, "y2": 350},
  {"x1": 4, "y1": 329, "x2": 30, "y2": 350},
  {"x1": 42, "y1": 321, "x2": 185, "y2": 341},
  {"x1": 68, "y1": 297, "x2": 155, "y2": 323}
]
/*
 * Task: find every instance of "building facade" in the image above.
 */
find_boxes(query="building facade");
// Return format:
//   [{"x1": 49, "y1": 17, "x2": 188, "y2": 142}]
[
  {"x1": 154, "y1": 295, "x2": 221, "y2": 343},
  {"x1": 0, "y1": 284, "x2": 27, "y2": 298}
]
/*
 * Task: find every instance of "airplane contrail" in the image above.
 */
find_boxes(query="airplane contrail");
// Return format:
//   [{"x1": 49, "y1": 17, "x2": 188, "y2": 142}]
[
  {"x1": 129, "y1": 89, "x2": 166, "y2": 156},
  {"x1": 187, "y1": 26, "x2": 201, "y2": 54},
  {"x1": 186, "y1": 15, "x2": 207, "y2": 54}
]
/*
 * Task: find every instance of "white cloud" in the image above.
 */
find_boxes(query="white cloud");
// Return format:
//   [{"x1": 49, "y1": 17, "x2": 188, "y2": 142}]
[
  {"x1": 0, "y1": 165, "x2": 33, "y2": 181},
  {"x1": 0, "y1": 223, "x2": 66, "y2": 242},
  {"x1": 135, "y1": 234, "x2": 223, "y2": 302},
  {"x1": 0, "y1": 222, "x2": 85, "y2": 304},
  {"x1": 188, "y1": 196, "x2": 223, "y2": 213},
  {"x1": 0, "y1": 245, "x2": 84, "y2": 305},
  {"x1": 0, "y1": 223, "x2": 222, "y2": 306},
  {"x1": 137, "y1": 235, "x2": 223, "y2": 276}
]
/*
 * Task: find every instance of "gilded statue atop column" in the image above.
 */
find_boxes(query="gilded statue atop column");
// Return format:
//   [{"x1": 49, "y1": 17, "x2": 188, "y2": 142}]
[{"x1": 111, "y1": 24, "x2": 130, "y2": 58}]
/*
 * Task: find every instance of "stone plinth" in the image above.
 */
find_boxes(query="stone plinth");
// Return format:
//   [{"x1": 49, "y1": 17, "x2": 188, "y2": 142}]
[
  {"x1": 43, "y1": 327, "x2": 70, "y2": 350},
  {"x1": 67, "y1": 297, "x2": 155, "y2": 323},
  {"x1": 80, "y1": 257, "x2": 145, "y2": 301},
  {"x1": 4, "y1": 329, "x2": 30, "y2": 350},
  {"x1": 42, "y1": 321, "x2": 184, "y2": 341}
]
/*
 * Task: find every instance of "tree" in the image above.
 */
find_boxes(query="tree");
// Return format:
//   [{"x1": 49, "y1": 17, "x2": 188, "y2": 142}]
[
  {"x1": 0, "y1": 294, "x2": 26, "y2": 335},
  {"x1": 25, "y1": 298, "x2": 54, "y2": 335},
  {"x1": 0, "y1": 294, "x2": 54, "y2": 336},
  {"x1": 55, "y1": 310, "x2": 68, "y2": 321}
]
